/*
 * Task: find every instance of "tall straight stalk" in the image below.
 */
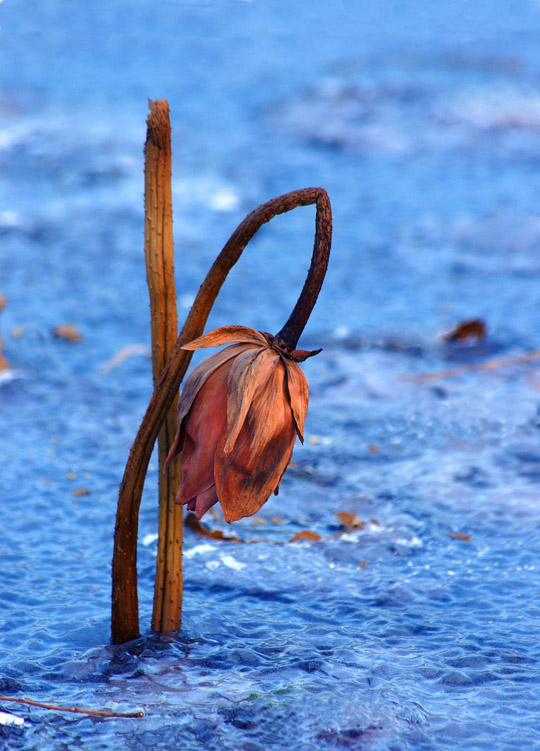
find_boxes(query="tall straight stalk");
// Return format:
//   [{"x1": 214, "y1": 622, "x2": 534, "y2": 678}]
[{"x1": 144, "y1": 99, "x2": 183, "y2": 634}]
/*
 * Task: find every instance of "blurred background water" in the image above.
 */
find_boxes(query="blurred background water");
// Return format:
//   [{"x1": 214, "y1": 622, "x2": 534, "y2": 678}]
[{"x1": 1, "y1": 1, "x2": 540, "y2": 748}]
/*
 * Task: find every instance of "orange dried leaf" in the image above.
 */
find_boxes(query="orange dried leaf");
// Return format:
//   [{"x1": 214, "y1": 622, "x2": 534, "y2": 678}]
[
  {"x1": 73, "y1": 488, "x2": 90, "y2": 497},
  {"x1": 443, "y1": 319, "x2": 486, "y2": 343},
  {"x1": 336, "y1": 512, "x2": 365, "y2": 530},
  {"x1": 359, "y1": 561, "x2": 368, "y2": 567},
  {"x1": 449, "y1": 532, "x2": 472, "y2": 542},
  {"x1": 53, "y1": 324, "x2": 82, "y2": 342},
  {"x1": 290, "y1": 530, "x2": 321, "y2": 542}
]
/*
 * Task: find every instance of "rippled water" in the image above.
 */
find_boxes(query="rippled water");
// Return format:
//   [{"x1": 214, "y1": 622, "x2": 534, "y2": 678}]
[{"x1": 2, "y1": 1, "x2": 540, "y2": 748}]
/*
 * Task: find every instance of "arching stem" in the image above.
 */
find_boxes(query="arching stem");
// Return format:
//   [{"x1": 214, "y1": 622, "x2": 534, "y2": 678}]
[
  {"x1": 275, "y1": 190, "x2": 332, "y2": 350},
  {"x1": 111, "y1": 187, "x2": 332, "y2": 644}
]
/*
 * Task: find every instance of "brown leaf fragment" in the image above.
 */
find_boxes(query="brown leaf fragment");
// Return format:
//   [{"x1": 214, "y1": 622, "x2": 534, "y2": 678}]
[
  {"x1": 443, "y1": 319, "x2": 486, "y2": 343},
  {"x1": 448, "y1": 532, "x2": 472, "y2": 542},
  {"x1": 272, "y1": 517, "x2": 283, "y2": 524},
  {"x1": 290, "y1": 530, "x2": 321, "y2": 542},
  {"x1": 336, "y1": 512, "x2": 365, "y2": 530},
  {"x1": 368, "y1": 445, "x2": 379, "y2": 454},
  {"x1": 73, "y1": 488, "x2": 90, "y2": 497},
  {"x1": 359, "y1": 561, "x2": 368, "y2": 567},
  {"x1": 53, "y1": 324, "x2": 83, "y2": 342},
  {"x1": 185, "y1": 511, "x2": 242, "y2": 542}
]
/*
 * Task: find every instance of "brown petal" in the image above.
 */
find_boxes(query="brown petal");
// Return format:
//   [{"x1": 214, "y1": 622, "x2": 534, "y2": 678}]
[
  {"x1": 223, "y1": 347, "x2": 279, "y2": 456},
  {"x1": 282, "y1": 357, "x2": 309, "y2": 443},
  {"x1": 165, "y1": 343, "x2": 252, "y2": 468},
  {"x1": 215, "y1": 364, "x2": 297, "y2": 522},
  {"x1": 175, "y1": 360, "x2": 230, "y2": 503},
  {"x1": 181, "y1": 326, "x2": 268, "y2": 351},
  {"x1": 192, "y1": 486, "x2": 219, "y2": 520}
]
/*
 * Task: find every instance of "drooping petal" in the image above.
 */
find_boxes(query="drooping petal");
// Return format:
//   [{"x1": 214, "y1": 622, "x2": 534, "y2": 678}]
[
  {"x1": 223, "y1": 347, "x2": 279, "y2": 456},
  {"x1": 181, "y1": 326, "x2": 268, "y2": 351},
  {"x1": 191, "y1": 485, "x2": 219, "y2": 520},
  {"x1": 282, "y1": 357, "x2": 309, "y2": 443},
  {"x1": 165, "y1": 343, "x2": 252, "y2": 468},
  {"x1": 175, "y1": 360, "x2": 230, "y2": 504},
  {"x1": 215, "y1": 363, "x2": 297, "y2": 523}
]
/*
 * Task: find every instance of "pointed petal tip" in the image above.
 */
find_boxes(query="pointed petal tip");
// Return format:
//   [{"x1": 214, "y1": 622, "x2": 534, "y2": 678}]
[{"x1": 288, "y1": 347, "x2": 322, "y2": 362}]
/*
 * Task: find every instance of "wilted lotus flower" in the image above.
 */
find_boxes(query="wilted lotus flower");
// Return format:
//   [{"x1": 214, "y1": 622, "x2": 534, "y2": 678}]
[{"x1": 166, "y1": 325, "x2": 320, "y2": 523}]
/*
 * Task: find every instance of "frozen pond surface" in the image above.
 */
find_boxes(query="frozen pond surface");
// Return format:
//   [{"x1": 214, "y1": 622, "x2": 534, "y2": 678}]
[{"x1": 1, "y1": 1, "x2": 540, "y2": 748}]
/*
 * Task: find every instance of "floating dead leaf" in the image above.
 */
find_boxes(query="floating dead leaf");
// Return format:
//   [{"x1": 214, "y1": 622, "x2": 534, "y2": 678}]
[
  {"x1": 448, "y1": 532, "x2": 472, "y2": 542},
  {"x1": 272, "y1": 517, "x2": 283, "y2": 524},
  {"x1": 368, "y1": 445, "x2": 379, "y2": 454},
  {"x1": 100, "y1": 344, "x2": 151, "y2": 374},
  {"x1": 185, "y1": 512, "x2": 242, "y2": 542},
  {"x1": 250, "y1": 517, "x2": 267, "y2": 526},
  {"x1": 336, "y1": 512, "x2": 365, "y2": 530},
  {"x1": 0, "y1": 295, "x2": 6, "y2": 313},
  {"x1": 73, "y1": 488, "x2": 90, "y2": 497},
  {"x1": 359, "y1": 561, "x2": 368, "y2": 567},
  {"x1": 53, "y1": 324, "x2": 83, "y2": 342},
  {"x1": 370, "y1": 518, "x2": 381, "y2": 526},
  {"x1": 290, "y1": 530, "x2": 322, "y2": 542},
  {"x1": 443, "y1": 319, "x2": 486, "y2": 343}
]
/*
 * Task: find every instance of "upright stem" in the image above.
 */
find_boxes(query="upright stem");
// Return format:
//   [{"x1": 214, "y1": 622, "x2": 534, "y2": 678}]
[
  {"x1": 144, "y1": 100, "x2": 183, "y2": 634},
  {"x1": 111, "y1": 187, "x2": 332, "y2": 644}
]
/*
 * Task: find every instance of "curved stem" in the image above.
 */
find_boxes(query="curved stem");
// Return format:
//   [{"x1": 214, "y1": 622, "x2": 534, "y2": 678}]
[
  {"x1": 111, "y1": 187, "x2": 332, "y2": 644},
  {"x1": 275, "y1": 189, "x2": 332, "y2": 350}
]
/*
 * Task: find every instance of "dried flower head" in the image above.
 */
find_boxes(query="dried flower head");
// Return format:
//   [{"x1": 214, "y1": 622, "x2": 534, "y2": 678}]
[{"x1": 166, "y1": 326, "x2": 319, "y2": 523}]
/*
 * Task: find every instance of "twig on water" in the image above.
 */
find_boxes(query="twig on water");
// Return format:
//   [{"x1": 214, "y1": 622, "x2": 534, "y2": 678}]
[
  {"x1": 0, "y1": 695, "x2": 143, "y2": 718},
  {"x1": 405, "y1": 350, "x2": 540, "y2": 383}
]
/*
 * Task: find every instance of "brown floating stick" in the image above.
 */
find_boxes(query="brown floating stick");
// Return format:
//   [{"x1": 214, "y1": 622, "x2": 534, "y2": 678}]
[
  {"x1": 111, "y1": 186, "x2": 332, "y2": 644},
  {"x1": 143, "y1": 99, "x2": 183, "y2": 635},
  {"x1": 406, "y1": 350, "x2": 540, "y2": 383},
  {"x1": 0, "y1": 295, "x2": 9, "y2": 371},
  {"x1": 0, "y1": 695, "x2": 143, "y2": 718}
]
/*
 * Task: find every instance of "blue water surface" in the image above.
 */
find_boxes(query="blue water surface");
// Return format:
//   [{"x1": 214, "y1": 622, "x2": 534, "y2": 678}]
[{"x1": 1, "y1": 1, "x2": 540, "y2": 748}]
